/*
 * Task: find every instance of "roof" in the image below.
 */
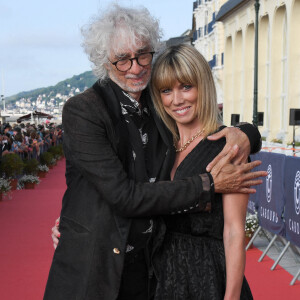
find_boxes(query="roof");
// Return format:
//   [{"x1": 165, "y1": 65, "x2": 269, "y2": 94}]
[
  {"x1": 216, "y1": 0, "x2": 250, "y2": 21},
  {"x1": 17, "y1": 111, "x2": 53, "y2": 123},
  {"x1": 166, "y1": 36, "x2": 192, "y2": 47}
]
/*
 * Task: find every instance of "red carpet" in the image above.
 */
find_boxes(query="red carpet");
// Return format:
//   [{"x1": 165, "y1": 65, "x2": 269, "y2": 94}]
[
  {"x1": 245, "y1": 247, "x2": 300, "y2": 299},
  {"x1": 1, "y1": 159, "x2": 300, "y2": 299},
  {"x1": 0, "y1": 159, "x2": 65, "y2": 300}
]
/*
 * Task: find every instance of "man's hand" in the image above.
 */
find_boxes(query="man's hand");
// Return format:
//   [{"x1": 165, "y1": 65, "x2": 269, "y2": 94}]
[
  {"x1": 51, "y1": 217, "x2": 60, "y2": 249},
  {"x1": 206, "y1": 127, "x2": 250, "y2": 172},
  {"x1": 210, "y1": 145, "x2": 267, "y2": 194}
]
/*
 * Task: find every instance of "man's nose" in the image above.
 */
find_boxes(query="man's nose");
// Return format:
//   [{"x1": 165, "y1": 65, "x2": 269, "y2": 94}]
[{"x1": 129, "y1": 59, "x2": 144, "y2": 74}]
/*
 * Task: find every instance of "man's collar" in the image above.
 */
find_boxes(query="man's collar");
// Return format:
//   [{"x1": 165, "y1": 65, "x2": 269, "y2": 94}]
[{"x1": 120, "y1": 90, "x2": 150, "y2": 117}]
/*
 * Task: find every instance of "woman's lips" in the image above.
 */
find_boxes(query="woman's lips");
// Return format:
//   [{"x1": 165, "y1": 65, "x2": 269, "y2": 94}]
[{"x1": 173, "y1": 106, "x2": 191, "y2": 116}]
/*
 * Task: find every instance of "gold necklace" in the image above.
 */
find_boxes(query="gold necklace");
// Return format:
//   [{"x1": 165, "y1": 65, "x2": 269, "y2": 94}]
[{"x1": 174, "y1": 128, "x2": 205, "y2": 152}]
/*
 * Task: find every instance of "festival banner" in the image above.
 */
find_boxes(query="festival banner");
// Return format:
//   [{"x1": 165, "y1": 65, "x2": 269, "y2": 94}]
[
  {"x1": 284, "y1": 156, "x2": 300, "y2": 247},
  {"x1": 256, "y1": 152, "x2": 285, "y2": 236}
]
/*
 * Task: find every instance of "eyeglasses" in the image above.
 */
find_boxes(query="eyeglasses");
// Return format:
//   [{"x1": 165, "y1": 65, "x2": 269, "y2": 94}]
[{"x1": 110, "y1": 51, "x2": 155, "y2": 72}]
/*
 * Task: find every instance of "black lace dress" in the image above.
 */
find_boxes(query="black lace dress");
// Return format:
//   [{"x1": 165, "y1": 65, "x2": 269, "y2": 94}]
[{"x1": 154, "y1": 137, "x2": 253, "y2": 300}]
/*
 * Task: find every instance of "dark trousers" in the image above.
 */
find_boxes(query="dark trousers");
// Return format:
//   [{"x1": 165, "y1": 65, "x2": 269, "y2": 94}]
[{"x1": 117, "y1": 250, "x2": 151, "y2": 300}]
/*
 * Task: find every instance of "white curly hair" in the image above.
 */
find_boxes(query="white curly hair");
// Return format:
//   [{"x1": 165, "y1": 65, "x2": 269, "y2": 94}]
[{"x1": 81, "y1": 4, "x2": 162, "y2": 82}]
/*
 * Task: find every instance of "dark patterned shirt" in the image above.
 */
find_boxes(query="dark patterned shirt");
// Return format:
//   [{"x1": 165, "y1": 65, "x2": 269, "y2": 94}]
[{"x1": 120, "y1": 91, "x2": 154, "y2": 255}]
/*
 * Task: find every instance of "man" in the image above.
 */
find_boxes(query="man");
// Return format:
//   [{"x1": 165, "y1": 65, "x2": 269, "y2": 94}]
[{"x1": 44, "y1": 5, "x2": 265, "y2": 300}]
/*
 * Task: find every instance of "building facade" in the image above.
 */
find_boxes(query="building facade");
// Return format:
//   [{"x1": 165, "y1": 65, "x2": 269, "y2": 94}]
[
  {"x1": 193, "y1": 0, "x2": 227, "y2": 105},
  {"x1": 216, "y1": 0, "x2": 300, "y2": 143}
]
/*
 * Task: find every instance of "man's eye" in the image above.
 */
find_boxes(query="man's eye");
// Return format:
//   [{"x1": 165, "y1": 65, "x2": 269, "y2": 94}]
[{"x1": 117, "y1": 59, "x2": 129, "y2": 66}]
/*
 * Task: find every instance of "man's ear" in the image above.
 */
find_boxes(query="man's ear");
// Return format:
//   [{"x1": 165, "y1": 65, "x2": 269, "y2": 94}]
[{"x1": 104, "y1": 63, "x2": 110, "y2": 71}]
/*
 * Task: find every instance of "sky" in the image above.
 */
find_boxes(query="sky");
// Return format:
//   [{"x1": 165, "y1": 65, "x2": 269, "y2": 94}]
[{"x1": 0, "y1": 0, "x2": 194, "y2": 97}]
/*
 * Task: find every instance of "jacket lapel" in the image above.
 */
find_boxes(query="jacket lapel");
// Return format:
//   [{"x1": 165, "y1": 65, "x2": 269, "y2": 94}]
[{"x1": 93, "y1": 80, "x2": 132, "y2": 246}]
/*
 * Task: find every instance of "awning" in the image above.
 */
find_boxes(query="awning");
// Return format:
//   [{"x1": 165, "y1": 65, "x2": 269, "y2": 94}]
[{"x1": 17, "y1": 111, "x2": 53, "y2": 123}]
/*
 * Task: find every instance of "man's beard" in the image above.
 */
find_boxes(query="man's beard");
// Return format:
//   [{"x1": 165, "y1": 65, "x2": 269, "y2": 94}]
[{"x1": 109, "y1": 70, "x2": 150, "y2": 93}]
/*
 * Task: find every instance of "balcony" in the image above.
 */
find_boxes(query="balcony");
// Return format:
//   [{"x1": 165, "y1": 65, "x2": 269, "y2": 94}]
[
  {"x1": 208, "y1": 55, "x2": 216, "y2": 69},
  {"x1": 193, "y1": 28, "x2": 203, "y2": 42},
  {"x1": 193, "y1": 0, "x2": 213, "y2": 10},
  {"x1": 207, "y1": 20, "x2": 215, "y2": 34}
]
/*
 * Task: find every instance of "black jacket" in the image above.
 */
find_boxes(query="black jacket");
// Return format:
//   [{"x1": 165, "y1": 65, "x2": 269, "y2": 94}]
[{"x1": 43, "y1": 81, "x2": 213, "y2": 300}]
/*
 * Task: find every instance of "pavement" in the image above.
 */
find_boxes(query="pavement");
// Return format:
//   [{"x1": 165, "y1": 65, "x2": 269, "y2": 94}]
[{"x1": 251, "y1": 229, "x2": 300, "y2": 283}]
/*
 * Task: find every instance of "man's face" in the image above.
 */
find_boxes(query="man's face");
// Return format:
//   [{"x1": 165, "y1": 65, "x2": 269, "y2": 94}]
[{"x1": 106, "y1": 42, "x2": 152, "y2": 100}]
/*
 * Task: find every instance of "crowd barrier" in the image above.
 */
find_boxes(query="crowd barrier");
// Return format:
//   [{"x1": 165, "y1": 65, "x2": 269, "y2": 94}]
[
  {"x1": 15, "y1": 138, "x2": 63, "y2": 162},
  {"x1": 247, "y1": 151, "x2": 300, "y2": 285}
]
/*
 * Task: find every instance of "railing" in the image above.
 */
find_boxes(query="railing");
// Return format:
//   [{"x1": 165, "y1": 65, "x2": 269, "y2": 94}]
[
  {"x1": 247, "y1": 152, "x2": 300, "y2": 285},
  {"x1": 14, "y1": 135, "x2": 63, "y2": 162}
]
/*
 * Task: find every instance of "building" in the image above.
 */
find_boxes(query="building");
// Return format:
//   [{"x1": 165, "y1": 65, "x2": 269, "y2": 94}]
[
  {"x1": 192, "y1": 0, "x2": 227, "y2": 107},
  {"x1": 216, "y1": 0, "x2": 300, "y2": 143}
]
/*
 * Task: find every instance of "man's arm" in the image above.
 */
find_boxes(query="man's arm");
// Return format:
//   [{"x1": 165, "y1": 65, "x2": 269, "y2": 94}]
[
  {"x1": 236, "y1": 123, "x2": 262, "y2": 154},
  {"x1": 210, "y1": 145, "x2": 265, "y2": 194},
  {"x1": 63, "y1": 95, "x2": 265, "y2": 218},
  {"x1": 52, "y1": 144, "x2": 266, "y2": 249},
  {"x1": 206, "y1": 124, "x2": 261, "y2": 171},
  {"x1": 63, "y1": 95, "x2": 209, "y2": 218}
]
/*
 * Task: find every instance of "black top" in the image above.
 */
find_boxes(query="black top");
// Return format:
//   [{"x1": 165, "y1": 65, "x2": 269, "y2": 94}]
[
  {"x1": 164, "y1": 134, "x2": 225, "y2": 239},
  {"x1": 155, "y1": 133, "x2": 253, "y2": 300}
]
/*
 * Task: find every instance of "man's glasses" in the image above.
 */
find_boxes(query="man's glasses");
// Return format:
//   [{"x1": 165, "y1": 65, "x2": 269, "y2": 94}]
[{"x1": 110, "y1": 52, "x2": 155, "y2": 72}]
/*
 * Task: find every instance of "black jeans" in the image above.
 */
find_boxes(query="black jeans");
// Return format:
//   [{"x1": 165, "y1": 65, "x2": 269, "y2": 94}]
[{"x1": 117, "y1": 250, "x2": 151, "y2": 300}]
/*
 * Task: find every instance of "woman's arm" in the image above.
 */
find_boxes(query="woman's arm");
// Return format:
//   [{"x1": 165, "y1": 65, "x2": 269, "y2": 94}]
[{"x1": 222, "y1": 193, "x2": 249, "y2": 300}]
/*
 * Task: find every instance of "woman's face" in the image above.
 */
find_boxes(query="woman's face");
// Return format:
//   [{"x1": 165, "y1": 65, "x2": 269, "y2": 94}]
[{"x1": 160, "y1": 80, "x2": 199, "y2": 126}]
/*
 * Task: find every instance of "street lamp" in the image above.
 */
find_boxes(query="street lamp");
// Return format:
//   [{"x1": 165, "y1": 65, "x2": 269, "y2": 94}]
[
  {"x1": 252, "y1": 0, "x2": 260, "y2": 126},
  {"x1": 0, "y1": 94, "x2": 4, "y2": 112}
]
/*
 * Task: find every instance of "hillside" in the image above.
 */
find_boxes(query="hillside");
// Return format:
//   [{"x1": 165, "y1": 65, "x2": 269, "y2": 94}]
[{"x1": 6, "y1": 71, "x2": 97, "y2": 104}]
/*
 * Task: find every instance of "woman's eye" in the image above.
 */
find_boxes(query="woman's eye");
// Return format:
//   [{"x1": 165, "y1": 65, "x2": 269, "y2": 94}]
[
  {"x1": 183, "y1": 85, "x2": 192, "y2": 90},
  {"x1": 161, "y1": 88, "x2": 171, "y2": 94}
]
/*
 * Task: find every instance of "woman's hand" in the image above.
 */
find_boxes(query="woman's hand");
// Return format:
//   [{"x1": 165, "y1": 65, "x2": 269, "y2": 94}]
[
  {"x1": 206, "y1": 127, "x2": 250, "y2": 172},
  {"x1": 51, "y1": 217, "x2": 61, "y2": 249}
]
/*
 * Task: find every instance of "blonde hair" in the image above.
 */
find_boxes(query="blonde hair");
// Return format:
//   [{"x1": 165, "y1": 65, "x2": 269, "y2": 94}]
[{"x1": 150, "y1": 44, "x2": 221, "y2": 141}]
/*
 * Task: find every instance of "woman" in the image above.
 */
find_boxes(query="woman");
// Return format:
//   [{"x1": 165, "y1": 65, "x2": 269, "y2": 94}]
[{"x1": 150, "y1": 44, "x2": 253, "y2": 299}]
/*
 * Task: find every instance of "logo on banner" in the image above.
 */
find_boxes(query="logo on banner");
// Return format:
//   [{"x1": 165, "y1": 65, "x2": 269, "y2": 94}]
[
  {"x1": 295, "y1": 171, "x2": 300, "y2": 215},
  {"x1": 266, "y1": 164, "x2": 272, "y2": 203}
]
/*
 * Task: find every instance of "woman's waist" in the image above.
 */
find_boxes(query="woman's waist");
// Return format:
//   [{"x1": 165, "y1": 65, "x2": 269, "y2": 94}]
[
  {"x1": 165, "y1": 229, "x2": 223, "y2": 241},
  {"x1": 164, "y1": 214, "x2": 223, "y2": 237}
]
